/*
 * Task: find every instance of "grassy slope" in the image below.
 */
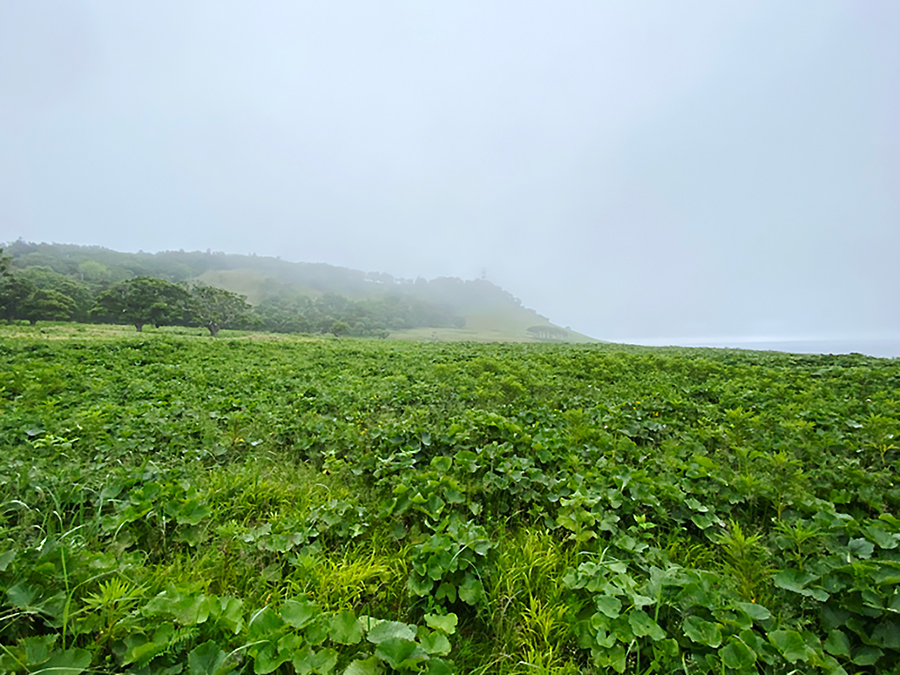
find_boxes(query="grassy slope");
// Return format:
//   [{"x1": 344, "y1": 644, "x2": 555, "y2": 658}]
[
  {"x1": 195, "y1": 269, "x2": 270, "y2": 305},
  {"x1": 390, "y1": 307, "x2": 598, "y2": 343},
  {"x1": 195, "y1": 268, "x2": 326, "y2": 304}
]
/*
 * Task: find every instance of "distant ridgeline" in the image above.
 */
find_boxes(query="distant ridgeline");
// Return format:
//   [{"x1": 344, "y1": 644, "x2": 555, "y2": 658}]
[{"x1": 0, "y1": 241, "x2": 576, "y2": 340}]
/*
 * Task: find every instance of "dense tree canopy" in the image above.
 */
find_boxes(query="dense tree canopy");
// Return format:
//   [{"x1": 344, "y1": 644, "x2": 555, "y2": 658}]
[
  {"x1": 19, "y1": 266, "x2": 93, "y2": 321},
  {"x1": 0, "y1": 274, "x2": 36, "y2": 324},
  {"x1": 23, "y1": 289, "x2": 78, "y2": 324},
  {"x1": 187, "y1": 284, "x2": 251, "y2": 336},
  {"x1": 92, "y1": 277, "x2": 189, "y2": 332}
]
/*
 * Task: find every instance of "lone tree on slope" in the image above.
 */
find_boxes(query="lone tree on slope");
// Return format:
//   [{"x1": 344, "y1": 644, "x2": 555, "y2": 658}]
[
  {"x1": 91, "y1": 277, "x2": 189, "y2": 332},
  {"x1": 23, "y1": 289, "x2": 78, "y2": 324},
  {"x1": 188, "y1": 284, "x2": 250, "y2": 337}
]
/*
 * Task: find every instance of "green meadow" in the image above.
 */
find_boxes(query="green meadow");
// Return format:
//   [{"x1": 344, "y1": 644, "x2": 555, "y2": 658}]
[{"x1": 1, "y1": 325, "x2": 899, "y2": 674}]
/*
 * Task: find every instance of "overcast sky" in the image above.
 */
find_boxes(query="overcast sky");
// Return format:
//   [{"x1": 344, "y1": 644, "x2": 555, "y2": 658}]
[{"x1": 1, "y1": 1, "x2": 898, "y2": 343}]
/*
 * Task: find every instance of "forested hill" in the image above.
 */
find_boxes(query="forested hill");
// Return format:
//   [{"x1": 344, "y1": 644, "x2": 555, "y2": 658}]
[{"x1": 0, "y1": 240, "x2": 594, "y2": 341}]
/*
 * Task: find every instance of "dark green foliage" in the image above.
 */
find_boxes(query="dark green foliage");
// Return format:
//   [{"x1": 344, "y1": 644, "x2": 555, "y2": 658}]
[
  {"x1": 22, "y1": 288, "x2": 78, "y2": 324},
  {"x1": 17, "y1": 266, "x2": 94, "y2": 320},
  {"x1": 0, "y1": 271, "x2": 37, "y2": 322},
  {"x1": 91, "y1": 276, "x2": 190, "y2": 331},
  {"x1": 186, "y1": 284, "x2": 250, "y2": 336},
  {"x1": 0, "y1": 329, "x2": 898, "y2": 674}
]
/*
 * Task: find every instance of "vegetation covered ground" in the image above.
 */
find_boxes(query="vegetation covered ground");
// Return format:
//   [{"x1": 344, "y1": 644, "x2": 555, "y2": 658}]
[{"x1": 1, "y1": 324, "x2": 899, "y2": 674}]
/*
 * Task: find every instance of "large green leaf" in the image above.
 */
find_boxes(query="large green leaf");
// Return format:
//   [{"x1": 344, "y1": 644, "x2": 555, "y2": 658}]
[
  {"x1": 872, "y1": 565, "x2": 900, "y2": 586},
  {"x1": 175, "y1": 524, "x2": 205, "y2": 547},
  {"x1": 23, "y1": 636, "x2": 57, "y2": 667},
  {"x1": 594, "y1": 595, "x2": 622, "y2": 619},
  {"x1": 176, "y1": 497, "x2": 211, "y2": 525},
  {"x1": 248, "y1": 606, "x2": 287, "y2": 638},
  {"x1": 122, "y1": 623, "x2": 174, "y2": 667},
  {"x1": 217, "y1": 597, "x2": 245, "y2": 634},
  {"x1": 253, "y1": 642, "x2": 289, "y2": 675},
  {"x1": 769, "y1": 629, "x2": 808, "y2": 663},
  {"x1": 458, "y1": 574, "x2": 484, "y2": 605},
  {"x1": 172, "y1": 594, "x2": 212, "y2": 625},
  {"x1": 683, "y1": 616, "x2": 722, "y2": 648},
  {"x1": 470, "y1": 538, "x2": 492, "y2": 556},
  {"x1": 865, "y1": 525, "x2": 899, "y2": 550},
  {"x1": 282, "y1": 597, "x2": 319, "y2": 629},
  {"x1": 188, "y1": 641, "x2": 232, "y2": 675},
  {"x1": 293, "y1": 646, "x2": 338, "y2": 675},
  {"x1": 873, "y1": 620, "x2": 900, "y2": 650},
  {"x1": 343, "y1": 657, "x2": 382, "y2": 675},
  {"x1": 292, "y1": 645, "x2": 316, "y2": 675},
  {"x1": 330, "y1": 611, "x2": 363, "y2": 645},
  {"x1": 34, "y1": 648, "x2": 91, "y2": 675},
  {"x1": 773, "y1": 570, "x2": 829, "y2": 601},
  {"x1": 306, "y1": 617, "x2": 331, "y2": 646},
  {"x1": 691, "y1": 512, "x2": 722, "y2": 530},
  {"x1": 821, "y1": 654, "x2": 849, "y2": 675},
  {"x1": 824, "y1": 630, "x2": 851, "y2": 658},
  {"x1": 435, "y1": 581, "x2": 456, "y2": 603},
  {"x1": 7, "y1": 581, "x2": 38, "y2": 608},
  {"x1": 424, "y1": 658, "x2": 454, "y2": 675},
  {"x1": 426, "y1": 550, "x2": 454, "y2": 581},
  {"x1": 128, "y1": 642, "x2": 170, "y2": 669},
  {"x1": 599, "y1": 642, "x2": 626, "y2": 674},
  {"x1": 851, "y1": 646, "x2": 883, "y2": 666},
  {"x1": 615, "y1": 534, "x2": 649, "y2": 553},
  {"x1": 277, "y1": 632, "x2": 302, "y2": 654},
  {"x1": 628, "y1": 610, "x2": 665, "y2": 641},
  {"x1": 375, "y1": 638, "x2": 430, "y2": 670},
  {"x1": 144, "y1": 587, "x2": 212, "y2": 625},
  {"x1": 590, "y1": 625, "x2": 617, "y2": 649},
  {"x1": 733, "y1": 602, "x2": 771, "y2": 622},
  {"x1": 407, "y1": 573, "x2": 434, "y2": 596},
  {"x1": 720, "y1": 637, "x2": 756, "y2": 670},
  {"x1": 419, "y1": 631, "x2": 452, "y2": 656},
  {"x1": 424, "y1": 613, "x2": 458, "y2": 635},
  {"x1": 773, "y1": 569, "x2": 815, "y2": 593},
  {"x1": 0, "y1": 550, "x2": 15, "y2": 571},
  {"x1": 367, "y1": 620, "x2": 417, "y2": 644},
  {"x1": 848, "y1": 538, "x2": 874, "y2": 559}
]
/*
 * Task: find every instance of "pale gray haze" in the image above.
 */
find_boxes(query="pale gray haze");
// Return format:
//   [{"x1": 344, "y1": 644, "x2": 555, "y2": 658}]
[{"x1": 1, "y1": 2, "x2": 898, "y2": 348}]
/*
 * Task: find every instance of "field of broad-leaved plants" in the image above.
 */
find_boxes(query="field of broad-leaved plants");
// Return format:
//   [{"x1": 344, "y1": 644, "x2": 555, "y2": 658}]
[{"x1": 1, "y1": 325, "x2": 899, "y2": 675}]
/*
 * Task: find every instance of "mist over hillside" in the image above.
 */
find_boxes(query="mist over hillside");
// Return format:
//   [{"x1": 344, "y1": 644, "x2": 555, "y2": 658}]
[{"x1": 0, "y1": 240, "x2": 594, "y2": 342}]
